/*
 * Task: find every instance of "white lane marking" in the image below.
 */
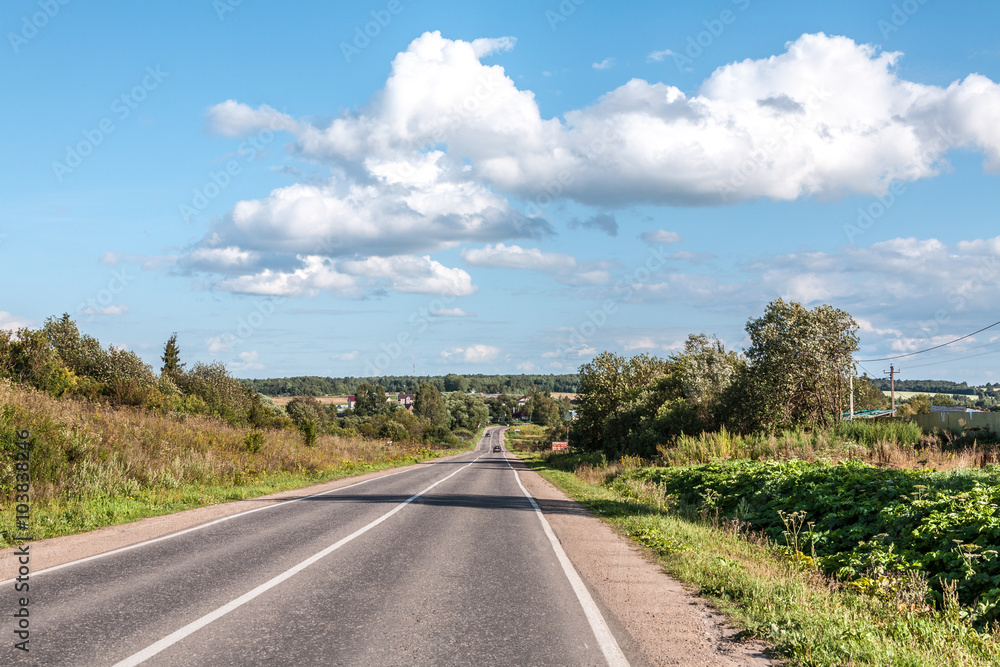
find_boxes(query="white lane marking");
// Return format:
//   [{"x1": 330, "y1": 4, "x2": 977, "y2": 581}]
[
  {"x1": 1, "y1": 444, "x2": 487, "y2": 586},
  {"x1": 503, "y1": 452, "x2": 630, "y2": 667},
  {"x1": 113, "y1": 453, "x2": 485, "y2": 667}
]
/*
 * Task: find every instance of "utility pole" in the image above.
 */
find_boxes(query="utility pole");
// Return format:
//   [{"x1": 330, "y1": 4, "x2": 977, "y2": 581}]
[
  {"x1": 849, "y1": 372, "x2": 854, "y2": 420},
  {"x1": 884, "y1": 364, "x2": 898, "y2": 412}
]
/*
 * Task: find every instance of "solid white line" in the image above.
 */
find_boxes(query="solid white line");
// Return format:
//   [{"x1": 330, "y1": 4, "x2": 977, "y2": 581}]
[
  {"x1": 0, "y1": 466, "x2": 428, "y2": 586},
  {"x1": 112, "y1": 453, "x2": 484, "y2": 667},
  {"x1": 503, "y1": 453, "x2": 630, "y2": 667}
]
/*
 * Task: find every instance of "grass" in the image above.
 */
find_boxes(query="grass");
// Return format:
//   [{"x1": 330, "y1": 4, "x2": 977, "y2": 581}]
[
  {"x1": 656, "y1": 422, "x2": 1000, "y2": 471},
  {"x1": 513, "y1": 447, "x2": 1000, "y2": 666},
  {"x1": 0, "y1": 381, "x2": 474, "y2": 547}
]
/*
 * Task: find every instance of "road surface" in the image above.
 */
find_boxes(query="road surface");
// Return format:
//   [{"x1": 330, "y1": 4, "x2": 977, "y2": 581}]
[{"x1": 5, "y1": 427, "x2": 636, "y2": 666}]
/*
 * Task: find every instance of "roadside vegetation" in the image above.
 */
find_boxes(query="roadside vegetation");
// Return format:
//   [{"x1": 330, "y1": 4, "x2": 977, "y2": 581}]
[
  {"x1": 516, "y1": 449, "x2": 1000, "y2": 666},
  {"x1": 510, "y1": 298, "x2": 1000, "y2": 665},
  {"x1": 0, "y1": 315, "x2": 486, "y2": 546}
]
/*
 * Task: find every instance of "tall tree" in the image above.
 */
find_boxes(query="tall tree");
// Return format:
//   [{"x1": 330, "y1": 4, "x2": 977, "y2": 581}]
[
  {"x1": 161, "y1": 332, "x2": 184, "y2": 378},
  {"x1": 443, "y1": 373, "x2": 469, "y2": 392},
  {"x1": 743, "y1": 298, "x2": 859, "y2": 430},
  {"x1": 414, "y1": 382, "x2": 448, "y2": 427},
  {"x1": 444, "y1": 393, "x2": 489, "y2": 430},
  {"x1": 353, "y1": 383, "x2": 387, "y2": 416},
  {"x1": 572, "y1": 352, "x2": 671, "y2": 452}
]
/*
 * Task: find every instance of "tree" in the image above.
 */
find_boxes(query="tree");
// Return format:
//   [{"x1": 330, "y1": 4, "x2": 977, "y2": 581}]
[
  {"x1": 572, "y1": 352, "x2": 671, "y2": 452},
  {"x1": 286, "y1": 395, "x2": 327, "y2": 430},
  {"x1": 414, "y1": 382, "x2": 449, "y2": 427},
  {"x1": 849, "y1": 374, "x2": 888, "y2": 412},
  {"x1": 485, "y1": 393, "x2": 517, "y2": 424},
  {"x1": 443, "y1": 373, "x2": 469, "y2": 392},
  {"x1": 897, "y1": 393, "x2": 931, "y2": 416},
  {"x1": 742, "y1": 299, "x2": 859, "y2": 430},
  {"x1": 353, "y1": 383, "x2": 387, "y2": 416},
  {"x1": 161, "y1": 332, "x2": 184, "y2": 378},
  {"x1": 445, "y1": 393, "x2": 489, "y2": 430},
  {"x1": 526, "y1": 391, "x2": 562, "y2": 426},
  {"x1": 931, "y1": 393, "x2": 956, "y2": 406},
  {"x1": 41, "y1": 313, "x2": 106, "y2": 379},
  {"x1": 672, "y1": 334, "x2": 742, "y2": 430}
]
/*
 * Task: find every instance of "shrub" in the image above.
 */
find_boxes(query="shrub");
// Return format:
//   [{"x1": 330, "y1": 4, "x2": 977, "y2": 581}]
[
  {"x1": 244, "y1": 430, "x2": 265, "y2": 454},
  {"x1": 300, "y1": 419, "x2": 318, "y2": 447}
]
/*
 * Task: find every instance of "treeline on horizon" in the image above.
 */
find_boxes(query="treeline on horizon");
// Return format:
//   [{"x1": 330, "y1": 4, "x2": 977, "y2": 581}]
[
  {"x1": 244, "y1": 373, "x2": 581, "y2": 397},
  {"x1": 870, "y1": 378, "x2": 1000, "y2": 395}
]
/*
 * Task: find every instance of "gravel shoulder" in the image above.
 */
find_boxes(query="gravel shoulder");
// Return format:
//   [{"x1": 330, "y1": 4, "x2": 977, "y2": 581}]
[{"x1": 515, "y1": 455, "x2": 775, "y2": 666}]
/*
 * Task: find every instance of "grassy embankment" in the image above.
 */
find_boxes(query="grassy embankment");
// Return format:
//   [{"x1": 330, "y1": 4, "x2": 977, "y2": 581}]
[
  {"x1": 0, "y1": 381, "x2": 478, "y2": 548},
  {"x1": 509, "y1": 422, "x2": 1000, "y2": 666}
]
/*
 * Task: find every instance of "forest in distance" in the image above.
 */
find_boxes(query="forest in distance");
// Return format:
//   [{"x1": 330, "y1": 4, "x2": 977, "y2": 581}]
[
  {"x1": 244, "y1": 373, "x2": 582, "y2": 397},
  {"x1": 244, "y1": 373, "x2": 989, "y2": 400}
]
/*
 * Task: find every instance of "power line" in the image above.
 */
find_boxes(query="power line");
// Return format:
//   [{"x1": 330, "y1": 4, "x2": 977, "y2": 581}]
[
  {"x1": 900, "y1": 347, "x2": 1000, "y2": 372},
  {"x1": 856, "y1": 318, "x2": 1000, "y2": 362}
]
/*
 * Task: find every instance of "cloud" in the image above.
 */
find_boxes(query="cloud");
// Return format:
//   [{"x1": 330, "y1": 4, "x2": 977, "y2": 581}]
[
  {"x1": 640, "y1": 230, "x2": 682, "y2": 244},
  {"x1": 213, "y1": 254, "x2": 476, "y2": 298},
  {"x1": 0, "y1": 311, "x2": 31, "y2": 331},
  {"x1": 206, "y1": 334, "x2": 236, "y2": 354},
  {"x1": 184, "y1": 31, "x2": 1000, "y2": 300},
  {"x1": 646, "y1": 49, "x2": 675, "y2": 63},
  {"x1": 569, "y1": 213, "x2": 618, "y2": 236},
  {"x1": 592, "y1": 57, "x2": 616, "y2": 70},
  {"x1": 206, "y1": 100, "x2": 298, "y2": 138},
  {"x1": 431, "y1": 307, "x2": 473, "y2": 317},
  {"x1": 331, "y1": 351, "x2": 359, "y2": 361},
  {"x1": 620, "y1": 234, "x2": 1000, "y2": 358},
  {"x1": 236, "y1": 31, "x2": 998, "y2": 208},
  {"x1": 441, "y1": 344, "x2": 501, "y2": 363},
  {"x1": 462, "y1": 243, "x2": 610, "y2": 285},
  {"x1": 230, "y1": 350, "x2": 264, "y2": 372}
]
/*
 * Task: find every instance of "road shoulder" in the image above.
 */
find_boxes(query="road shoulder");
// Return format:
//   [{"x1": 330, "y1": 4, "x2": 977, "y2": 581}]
[{"x1": 514, "y1": 457, "x2": 775, "y2": 666}]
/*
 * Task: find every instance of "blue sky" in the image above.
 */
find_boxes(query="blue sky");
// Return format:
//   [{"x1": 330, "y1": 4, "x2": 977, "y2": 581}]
[{"x1": 3, "y1": 0, "x2": 1000, "y2": 383}]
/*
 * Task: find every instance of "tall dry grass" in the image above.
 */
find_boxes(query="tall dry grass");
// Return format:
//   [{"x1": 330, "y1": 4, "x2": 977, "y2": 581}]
[{"x1": 0, "y1": 380, "x2": 435, "y2": 504}]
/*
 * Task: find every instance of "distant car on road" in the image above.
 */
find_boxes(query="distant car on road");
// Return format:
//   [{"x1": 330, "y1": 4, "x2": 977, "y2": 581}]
[{"x1": 492, "y1": 445, "x2": 501, "y2": 453}]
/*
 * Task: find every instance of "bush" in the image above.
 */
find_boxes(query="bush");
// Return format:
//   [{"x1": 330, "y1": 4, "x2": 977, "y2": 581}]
[
  {"x1": 300, "y1": 419, "x2": 318, "y2": 447},
  {"x1": 244, "y1": 430, "x2": 265, "y2": 454}
]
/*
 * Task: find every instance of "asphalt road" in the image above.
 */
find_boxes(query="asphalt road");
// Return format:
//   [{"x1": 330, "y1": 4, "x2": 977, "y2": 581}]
[{"x1": 6, "y1": 427, "x2": 633, "y2": 666}]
